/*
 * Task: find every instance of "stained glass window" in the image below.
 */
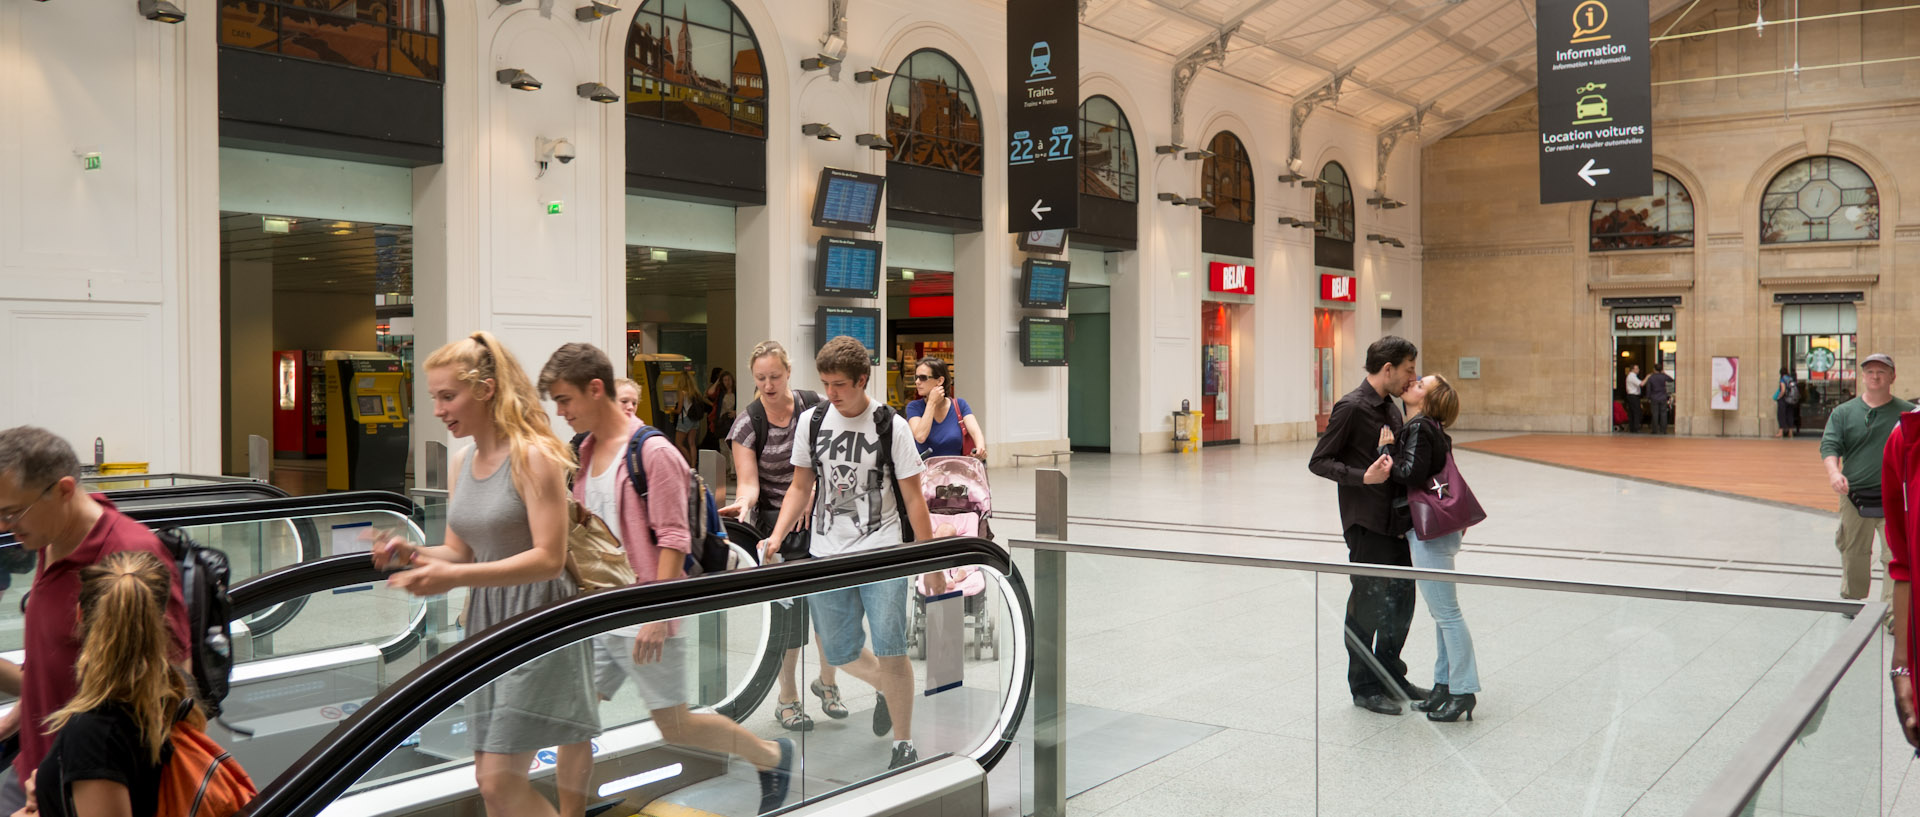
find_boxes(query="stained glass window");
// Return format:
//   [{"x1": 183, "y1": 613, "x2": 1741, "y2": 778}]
[
  {"x1": 1761, "y1": 157, "x2": 1878, "y2": 244},
  {"x1": 1590, "y1": 171, "x2": 1695, "y2": 251},
  {"x1": 1079, "y1": 96, "x2": 1136, "y2": 202},
  {"x1": 1314, "y1": 162, "x2": 1354, "y2": 243},
  {"x1": 1200, "y1": 132, "x2": 1254, "y2": 224},
  {"x1": 219, "y1": 0, "x2": 443, "y2": 81},
  {"x1": 885, "y1": 50, "x2": 983, "y2": 175},
  {"x1": 626, "y1": 0, "x2": 766, "y2": 138}
]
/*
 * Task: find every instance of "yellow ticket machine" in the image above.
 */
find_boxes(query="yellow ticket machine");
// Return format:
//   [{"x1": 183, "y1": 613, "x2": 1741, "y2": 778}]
[
  {"x1": 631, "y1": 353, "x2": 698, "y2": 428},
  {"x1": 325, "y1": 351, "x2": 410, "y2": 492}
]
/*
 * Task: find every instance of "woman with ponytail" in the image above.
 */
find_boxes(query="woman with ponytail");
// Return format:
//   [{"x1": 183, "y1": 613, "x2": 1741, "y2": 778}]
[
  {"x1": 371, "y1": 331, "x2": 600, "y2": 817},
  {"x1": 29, "y1": 550, "x2": 187, "y2": 817}
]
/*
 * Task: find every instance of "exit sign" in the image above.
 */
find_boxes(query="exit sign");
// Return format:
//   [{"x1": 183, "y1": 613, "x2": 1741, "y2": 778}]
[
  {"x1": 81, "y1": 153, "x2": 101, "y2": 171},
  {"x1": 546, "y1": 201, "x2": 564, "y2": 215}
]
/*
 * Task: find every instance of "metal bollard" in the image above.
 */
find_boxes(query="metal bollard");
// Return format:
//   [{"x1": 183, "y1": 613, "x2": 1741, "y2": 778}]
[{"x1": 248, "y1": 435, "x2": 271, "y2": 483}]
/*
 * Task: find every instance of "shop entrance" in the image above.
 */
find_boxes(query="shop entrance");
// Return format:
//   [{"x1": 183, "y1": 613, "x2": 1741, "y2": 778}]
[
  {"x1": 1313, "y1": 309, "x2": 1349, "y2": 434},
  {"x1": 1201, "y1": 301, "x2": 1243, "y2": 445},
  {"x1": 1781, "y1": 303, "x2": 1859, "y2": 433},
  {"x1": 1611, "y1": 307, "x2": 1676, "y2": 434},
  {"x1": 625, "y1": 243, "x2": 737, "y2": 452},
  {"x1": 1067, "y1": 249, "x2": 1117, "y2": 452}
]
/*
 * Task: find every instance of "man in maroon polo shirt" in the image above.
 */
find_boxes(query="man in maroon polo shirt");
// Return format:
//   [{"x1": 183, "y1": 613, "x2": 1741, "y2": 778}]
[{"x1": 0, "y1": 427, "x2": 189, "y2": 813}]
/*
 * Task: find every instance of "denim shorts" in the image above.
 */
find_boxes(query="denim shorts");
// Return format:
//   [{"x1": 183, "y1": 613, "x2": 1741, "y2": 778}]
[{"x1": 810, "y1": 578, "x2": 909, "y2": 666}]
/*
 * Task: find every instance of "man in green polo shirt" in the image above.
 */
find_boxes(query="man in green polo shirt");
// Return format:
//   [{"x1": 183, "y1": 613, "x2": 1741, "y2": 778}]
[{"x1": 1822, "y1": 353, "x2": 1914, "y2": 603}]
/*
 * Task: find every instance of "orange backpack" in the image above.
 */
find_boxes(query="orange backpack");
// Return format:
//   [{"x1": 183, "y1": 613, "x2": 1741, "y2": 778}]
[{"x1": 159, "y1": 702, "x2": 256, "y2": 817}]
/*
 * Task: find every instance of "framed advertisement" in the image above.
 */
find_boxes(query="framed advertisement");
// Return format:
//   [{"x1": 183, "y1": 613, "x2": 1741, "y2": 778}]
[{"x1": 1711, "y1": 356, "x2": 1739, "y2": 410}]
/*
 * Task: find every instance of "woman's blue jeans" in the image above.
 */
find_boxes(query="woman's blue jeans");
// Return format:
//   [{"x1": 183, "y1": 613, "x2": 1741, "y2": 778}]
[{"x1": 1409, "y1": 529, "x2": 1481, "y2": 694}]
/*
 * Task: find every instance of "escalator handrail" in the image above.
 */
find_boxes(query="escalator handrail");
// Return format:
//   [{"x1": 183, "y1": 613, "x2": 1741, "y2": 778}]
[
  {"x1": 231, "y1": 555, "x2": 392, "y2": 620},
  {"x1": 241, "y1": 537, "x2": 1028, "y2": 817},
  {"x1": 102, "y1": 482, "x2": 292, "y2": 506},
  {"x1": 0, "y1": 491, "x2": 419, "y2": 551}
]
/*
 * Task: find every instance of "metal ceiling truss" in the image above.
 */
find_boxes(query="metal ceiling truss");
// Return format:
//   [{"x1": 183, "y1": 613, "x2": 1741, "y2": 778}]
[
  {"x1": 1145, "y1": 0, "x2": 1431, "y2": 114},
  {"x1": 1375, "y1": 106, "x2": 1428, "y2": 196},
  {"x1": 1171, "y1": 22, "x2": 1244, "y2": 146},
  {"x1": 1287, "y1": 70, "x2": 1350, "y2": 172}
]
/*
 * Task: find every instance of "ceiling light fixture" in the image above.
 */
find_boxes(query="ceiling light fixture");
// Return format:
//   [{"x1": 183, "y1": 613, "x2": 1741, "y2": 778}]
[
  {"x1": 262, "y1": 216, "x2": 293, "y2": 234},
  {"x1": 138, "y1": 0, "x2": 186, "y2": 23},
  {"x1": 574, "y1": 0, "x2": 616, "y2": 21},
  {"x1": 496, "y1": 68, "x2": 542, "y2": 91},
  {"x1": 576, "y1": 82, "x2": 619, "y2": 103},
  {"x1": 854, "y1": 68, "x2": 893, "y2": 83},
  {"x1": 801, "y1": 123, "x2": 840, "y2": 141},
  {"x1": 649, "y1": 248, "x2": 669, "y2": 262},
  {"x1": 855, "y1": 133, "x2": 890, "y2": 150}
]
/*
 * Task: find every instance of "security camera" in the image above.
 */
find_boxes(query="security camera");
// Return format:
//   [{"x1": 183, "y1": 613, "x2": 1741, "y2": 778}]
[
  {"x1": 553, "y1": 138, "x2": 576, "y2": 164},
  {"x1": 535, "y1": 137, "x2": 577, "y2": 178}
]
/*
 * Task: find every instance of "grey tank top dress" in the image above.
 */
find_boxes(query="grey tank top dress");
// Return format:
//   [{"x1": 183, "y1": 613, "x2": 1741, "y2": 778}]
[{"x1": 450, "y1": 453, "x2": 601, "y2": 754}]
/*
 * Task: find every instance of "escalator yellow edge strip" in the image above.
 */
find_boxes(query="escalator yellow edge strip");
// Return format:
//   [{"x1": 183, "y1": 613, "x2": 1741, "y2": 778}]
[{"x1": 637, "y1": 802, "x2": 725, "y2": 817}]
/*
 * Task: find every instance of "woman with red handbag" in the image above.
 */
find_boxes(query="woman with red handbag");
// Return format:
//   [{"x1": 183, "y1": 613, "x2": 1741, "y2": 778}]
[{"x1": 1378, "y1": 374, "x2": 1482, "y2": 723}]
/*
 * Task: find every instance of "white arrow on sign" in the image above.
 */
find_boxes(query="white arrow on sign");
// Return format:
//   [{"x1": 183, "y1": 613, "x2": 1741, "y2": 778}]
[
  {"x1": 1578, "y1": 158, "x2": 1612, "y2": 187},
  {"x1": 1031, "y1": 199, "x2": 1052, "y2": 220}
]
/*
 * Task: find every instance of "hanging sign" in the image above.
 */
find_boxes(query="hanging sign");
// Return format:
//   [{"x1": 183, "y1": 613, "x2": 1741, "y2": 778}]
[
  {"x1": 1006, "y1": 0, "x2": 1079, "y2": 233},
  {"x1": 1536, "y1": 0, "x2": 1652, "y2": 204},
  {"x1": 1209, "y1": 263, "x2": 1256, "y2": 295},
  {"x1": 1319, "y1": 274, "x2": 1355, "y2": 302}
]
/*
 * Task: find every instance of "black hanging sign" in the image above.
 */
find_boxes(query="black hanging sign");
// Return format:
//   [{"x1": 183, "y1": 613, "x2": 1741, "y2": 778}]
[
  {"x1": 1536, "y1": 0, "x2": 1653, "y2": 204},
  {"x1": 1007, "y1": 0, "x2": 1079, "y2": 233}
]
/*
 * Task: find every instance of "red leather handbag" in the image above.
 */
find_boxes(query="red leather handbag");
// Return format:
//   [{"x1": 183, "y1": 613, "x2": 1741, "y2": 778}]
[{"x1": 1408, "y1": 452, "x2": 1487, "y2": 539}]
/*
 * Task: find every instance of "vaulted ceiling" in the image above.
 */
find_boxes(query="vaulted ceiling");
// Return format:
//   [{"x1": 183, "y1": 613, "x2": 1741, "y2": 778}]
[{"x1": 1081, "y1": 0, "x2": 1691, "y2": 138}]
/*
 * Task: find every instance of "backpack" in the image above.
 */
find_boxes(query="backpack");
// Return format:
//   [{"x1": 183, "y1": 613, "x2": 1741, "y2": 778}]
[
  {"x1": 746, "y1": 390, "x2": 823, "y2": 462},
  {"x1": 1784, "y1": 380, "x2": 1800, "y2": 403},
  {"x1": 155, "y1": 529, "x2": 234, "y2": 720},
  {"x1": 623, "y1": 426, "x2": 737, "y2": 576},
  {"x1": 808, "y1": 404, "x2": 915, "y2": 543},
  {"x1": 159, "y1": 698, "x2": 256, "y2": 817}
]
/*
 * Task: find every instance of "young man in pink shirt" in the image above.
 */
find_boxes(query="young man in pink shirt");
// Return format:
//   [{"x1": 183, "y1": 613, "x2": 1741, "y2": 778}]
[{"x1": 539, "y1": 344, "x2": 797, "y2": 815}]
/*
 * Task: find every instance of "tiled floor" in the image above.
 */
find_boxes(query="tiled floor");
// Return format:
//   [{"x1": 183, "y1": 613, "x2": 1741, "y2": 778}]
[{"x1": 970, "y1": 433, "x2": 1913, "y2": 817}]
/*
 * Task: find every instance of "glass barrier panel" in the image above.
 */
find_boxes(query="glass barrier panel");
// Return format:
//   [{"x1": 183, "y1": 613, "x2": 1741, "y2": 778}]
[{"x1": 1738, "y1": 625, "x2": 1881, "y2": 817}]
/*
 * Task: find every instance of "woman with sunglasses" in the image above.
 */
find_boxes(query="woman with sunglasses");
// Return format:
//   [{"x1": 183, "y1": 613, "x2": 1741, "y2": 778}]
[{"x1": 904, "y1": 357, "x2": 986, "y2": 461}]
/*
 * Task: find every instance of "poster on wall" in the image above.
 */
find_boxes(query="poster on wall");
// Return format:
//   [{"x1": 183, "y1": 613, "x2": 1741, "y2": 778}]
[{"x1": 1711, "y1": 356, "x2": 1739, "y2": 410}]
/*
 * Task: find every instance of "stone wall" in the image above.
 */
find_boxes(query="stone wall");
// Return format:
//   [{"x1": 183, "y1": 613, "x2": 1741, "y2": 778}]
[{"x1": 1420, "y1": 0, "x2": 1920, "y2": 435}]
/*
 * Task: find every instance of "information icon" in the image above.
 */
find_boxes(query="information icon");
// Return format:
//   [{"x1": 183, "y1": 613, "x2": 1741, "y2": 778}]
[{"x1": 1571, "y1": 0, "x2": 1610, "y2": 43}]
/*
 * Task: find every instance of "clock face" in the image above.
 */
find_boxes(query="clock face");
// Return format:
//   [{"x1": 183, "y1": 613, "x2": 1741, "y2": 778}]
[{"x1": 1796, "y1": 179, "x2": 1842, "y2": 218}]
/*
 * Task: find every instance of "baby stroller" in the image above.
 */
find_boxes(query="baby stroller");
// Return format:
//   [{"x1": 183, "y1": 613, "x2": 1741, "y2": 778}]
[{"x1": 908, "y1": 456, "x2": 998, "y2": 660}]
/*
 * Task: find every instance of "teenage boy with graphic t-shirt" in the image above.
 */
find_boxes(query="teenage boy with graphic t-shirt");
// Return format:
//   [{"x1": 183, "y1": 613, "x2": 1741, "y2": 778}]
[{"x1": 759, "y1": 336, "x2": 944, "y2": 771}]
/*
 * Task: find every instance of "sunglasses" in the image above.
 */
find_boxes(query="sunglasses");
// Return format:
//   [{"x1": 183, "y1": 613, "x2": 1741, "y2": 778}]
[{"x1": 915, "y1": 375, "x2": 938, "y2": 382}]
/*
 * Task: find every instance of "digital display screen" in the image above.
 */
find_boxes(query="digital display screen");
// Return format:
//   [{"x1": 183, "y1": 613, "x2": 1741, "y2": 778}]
[
  {"x1": 817, "y1": 307, "x2": 882, "y2": 364},
  {"x1": 814, "y1": 237, "x2": 883, "y2": 298},
  {"x1": 1021, "y1": 317, "x2": 1069, "y2": 366},
  {"x1": 1018, "y1": 229, "x2": 1067, "y2": 253},
  {"x1": 811, "y1": 168, "x2": 887, "y2": 232},
  {"x1": 356, "y1": 395, "x2": 385, "y2": 417},
  {"x1": 1021, "y1": 259, "x2": 1069, "y2": 308}
]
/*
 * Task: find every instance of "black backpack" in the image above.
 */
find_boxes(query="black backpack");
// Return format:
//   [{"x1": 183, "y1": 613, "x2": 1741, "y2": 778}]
[
  {"x1": 746, "y1": 390, "x2": 823, "y2": 462},
  {"x1": 624, "y1": 426, "x2": 736, "y2": 576},
  {"x1": 155, "y1": 528, "x2": 234, "y2": 719},
  {"x1": 808, "y1": 404, "x2": 915, "y2": 543}
]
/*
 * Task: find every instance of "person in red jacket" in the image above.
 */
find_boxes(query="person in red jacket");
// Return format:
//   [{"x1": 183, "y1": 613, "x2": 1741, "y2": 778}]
[{"x1": 1884, "y1": 407, "x2": 1920, "y2": 750}]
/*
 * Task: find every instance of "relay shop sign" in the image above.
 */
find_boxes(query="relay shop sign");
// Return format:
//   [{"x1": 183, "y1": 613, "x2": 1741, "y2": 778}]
[
  {"x1": 1319, "y1": 274, "x2": 1355, "y2": 302},
  {"x1": 1210, "y1": 263, "x2": 1256, "y2": 295},
  {"x1": 1536, "y1": 0, "x2": 1652, "y2": 204},
  {"x1": 1006, "y1": 0, "x2": 1078, "y2": 233}
]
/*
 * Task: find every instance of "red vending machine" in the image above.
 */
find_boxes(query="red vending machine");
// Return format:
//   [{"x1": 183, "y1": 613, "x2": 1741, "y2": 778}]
[{"x1": 272, "y1": 350, "x2": 328, "y2": 458}]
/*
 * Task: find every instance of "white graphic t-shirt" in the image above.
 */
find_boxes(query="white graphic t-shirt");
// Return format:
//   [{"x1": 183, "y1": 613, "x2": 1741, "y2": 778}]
[{"x1": 792, "y1": 400, "x2": 926, "y2": 557}]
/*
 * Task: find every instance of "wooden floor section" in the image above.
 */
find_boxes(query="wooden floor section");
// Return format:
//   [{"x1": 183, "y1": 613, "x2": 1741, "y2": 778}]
[{"x1": 1458, "y1": 433, "x2": 1839, "y2": 513}]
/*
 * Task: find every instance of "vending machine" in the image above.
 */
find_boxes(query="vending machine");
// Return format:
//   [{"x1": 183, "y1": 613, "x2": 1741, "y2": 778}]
[
  {"x1": 271, "y1": 350, "x2": 328, "y2": 458},
  {"x1": 324, "y1": 351, "x2": 410, "y2": 492}
]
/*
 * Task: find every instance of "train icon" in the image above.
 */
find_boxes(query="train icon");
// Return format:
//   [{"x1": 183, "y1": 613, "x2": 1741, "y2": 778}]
[{"x1": 1030, "y1": 42, "x2": 1052, "y2": 79}]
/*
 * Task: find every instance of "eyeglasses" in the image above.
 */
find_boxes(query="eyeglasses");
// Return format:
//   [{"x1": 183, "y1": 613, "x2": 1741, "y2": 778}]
[
  {"x1": 914, "y1": 375, "x2": 932, "y2": 382},
  {"x1": 0, "y1": 482, "x2": 56, "y2": 528}
]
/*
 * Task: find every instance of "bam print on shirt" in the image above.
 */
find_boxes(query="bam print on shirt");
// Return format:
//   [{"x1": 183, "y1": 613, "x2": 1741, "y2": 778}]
[{"x1": 793, "y1": 401, "x2": 926, "y2": 558}]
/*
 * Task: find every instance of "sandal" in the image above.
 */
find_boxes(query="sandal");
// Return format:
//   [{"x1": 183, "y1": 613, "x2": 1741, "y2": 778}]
[
  {"x1": 810, "y1": 679, "x2": 850, "y2": 719},
  {"x1": 776, "y1": 700, "x2": 814, "y2": 732}
]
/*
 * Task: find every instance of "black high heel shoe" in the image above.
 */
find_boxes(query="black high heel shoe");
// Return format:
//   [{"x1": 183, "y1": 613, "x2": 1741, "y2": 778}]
[
  {"x1": 1426, "y1": 692, "x2": 1476, "y2": 722},
  {"x1": 1412, "y1": 683, "x2": 1449, "y2": 713}
]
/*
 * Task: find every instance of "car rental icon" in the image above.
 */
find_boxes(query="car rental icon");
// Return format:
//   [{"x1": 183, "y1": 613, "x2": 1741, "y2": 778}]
[{"x1": 1576, "y1": 94, "x2": 1608, "y2": 120}]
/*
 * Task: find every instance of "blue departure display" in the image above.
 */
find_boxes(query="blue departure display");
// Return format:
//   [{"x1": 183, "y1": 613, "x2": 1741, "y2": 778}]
[
  {"x1": 821, "y1": 309, "x2": 880, "y2": 361},
  {"x1": 823, "y1": 243, "x2": 878, "y2": 292},
  {"x1": 819, "y1": 176, "x2": 880, "y2": 225},
  {"x1": 1023, "y1": 260, "x2": 1068, "y2": 308}
]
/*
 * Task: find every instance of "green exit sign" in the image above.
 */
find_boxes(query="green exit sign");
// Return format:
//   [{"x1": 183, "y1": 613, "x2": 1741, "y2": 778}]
[
  {"x1": 82, "y1": 153, "x2": 101, "y2": 171},
  {"x1": 546, "y1": 201, "x2": 564, "y2": 215}
]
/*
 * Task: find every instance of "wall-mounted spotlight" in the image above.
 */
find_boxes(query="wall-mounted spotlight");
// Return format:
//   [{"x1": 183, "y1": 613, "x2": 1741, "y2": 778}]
[
  {"x1": 1297, "y1": 179, "x2": 1322, "y2": 189},
  {"x1": 574, "y1": 0, "x2": 616, "y2": 21},
  {"x1": 576, "y1": 82, "x2": 619, "y2": 103},
  {"x1": 139, "y1": 0, "x2": 186, "y2": 23},
  {"x1": 1366, "y1": 233, "x2": 1405, "y2": 248},
  {"x1": 854, "y1": 68, "x2": 893, "y2": 83},
  {"x1": 855, "y1": 134, "x2": 891, "y2": 150},
  {"x1": 497, "y1": 68, "x2": 542, "y2": 91},
  {"x1": 1188, "y1": 197, "x2": 1213, "y2": 210},
  {"x1": 1277, "y1": 172, "x2": 1306, "y2": 184},
  {"x1": 800, "y1": 53, "x2": 843, "y2": 72},
  {"x1": 1157, "y1": 192, "x2": 1184, "y2": 204},
  {"x1": 1366, "y1": 195, "x2": 1407, "y2": 209},
  {"x1": 1183, "y1": 149, "x2": 1215, "y2": 161},
  {"x1": 1277, "y1": 217, "x2": 1314, "y2": 228},
  {"x1": 1154, "y1": 144, "x2": 1187, "y2": 156},
  {"x1": 802, "y1": 123, "x2": 841, "y2": 141}
]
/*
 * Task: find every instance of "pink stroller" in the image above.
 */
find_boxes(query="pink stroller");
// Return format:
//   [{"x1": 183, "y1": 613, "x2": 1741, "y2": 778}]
[{"x1": 909, "y1": 456, "x2": 998, "y2": 660}]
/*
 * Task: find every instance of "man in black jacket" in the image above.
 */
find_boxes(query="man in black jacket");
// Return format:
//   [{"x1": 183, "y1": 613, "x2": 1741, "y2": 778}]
[{"x1": 1308, "y1": 336, "x2": 1430, "y2": 715}]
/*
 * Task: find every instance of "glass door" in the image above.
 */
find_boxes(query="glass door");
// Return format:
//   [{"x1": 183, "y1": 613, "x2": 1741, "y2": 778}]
[{"x1": 1781, "y1": 304, "x2": 1858, "y2": 433}]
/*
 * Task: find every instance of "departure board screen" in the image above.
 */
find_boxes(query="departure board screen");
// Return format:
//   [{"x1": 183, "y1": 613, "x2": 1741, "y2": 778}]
[
  {"x1": 814, "y1": 236, "x2": 883, "y2": 298},
  {"x1": 1021, "y1": 317, "x2": 1068, "y2": 366},
  {"x1": 817, "y1": 307, "x2": 882, "y2": 364},
  {"x1": 811, "y1": 168, "x2": 887, "y2": 232},
  {"x1": 1021, "y1": 259, "x2": 1069, "y2": 308}
]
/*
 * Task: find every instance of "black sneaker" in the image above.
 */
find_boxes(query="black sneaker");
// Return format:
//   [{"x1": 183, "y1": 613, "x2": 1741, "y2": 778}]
[
  {"x1": 758, "y1": 737, "x2": 799, "y2": 815},
  {"x1": 871, "y1": 692, "x2": 892, "y2": 736},
  {"x1": 888, "y1": 741, "x2": 919, "y2": 770}
]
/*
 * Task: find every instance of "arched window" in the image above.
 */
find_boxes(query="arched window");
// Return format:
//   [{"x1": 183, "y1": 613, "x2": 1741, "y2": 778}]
[
  {"x1": 886, "y1": 50, "x2": 984, "y2": 175},
  {"x1": 1314, "y1": 162, "x2": 1354, "y2": 243},
  {"x1": 1590, "y1": 171, "x2": 1694, "y2": 251},
  {"x1": 1200, "y1": 132, "x2": 1254, "y2": 224},
  {"x1": 1762, "y1": 156, "x2": 1879, "y2": 244},
  {"x1": 626, "y1": 0, "x2": 766, "y2": 137},
  {"x1": 219, "y1": 0, "x2": 443, "y2": 80},
  {"x1": 1079, "y1": 96, "x2": 1136, "y2": 202}
]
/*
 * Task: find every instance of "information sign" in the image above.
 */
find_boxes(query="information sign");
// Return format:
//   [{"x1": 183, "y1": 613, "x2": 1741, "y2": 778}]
[
  {"x1": 1536, "y1": 0, "x2": 1652, "y2": 204},
  {"x1": 1007, "y1": 0, "x2": 1078, "y2": 233}
]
